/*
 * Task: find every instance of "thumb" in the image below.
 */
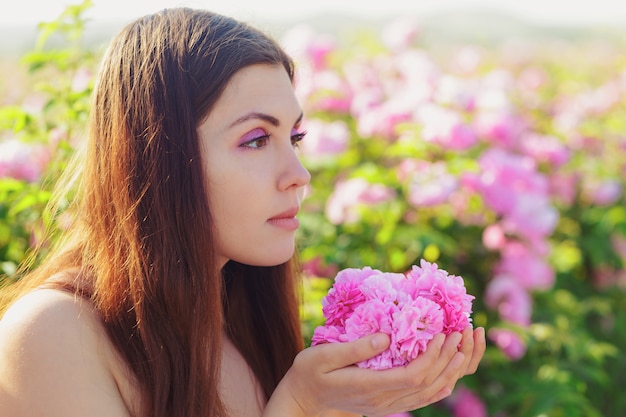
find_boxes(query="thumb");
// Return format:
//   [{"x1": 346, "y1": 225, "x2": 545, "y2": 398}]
[{"x1": 317, "y1": 333, "x2": 391, "y2": 371}]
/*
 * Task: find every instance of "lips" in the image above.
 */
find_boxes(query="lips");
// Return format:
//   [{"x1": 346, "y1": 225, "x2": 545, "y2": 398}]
[{"x1": 268, "y1": 207, "x2": 300, "y2": 230}]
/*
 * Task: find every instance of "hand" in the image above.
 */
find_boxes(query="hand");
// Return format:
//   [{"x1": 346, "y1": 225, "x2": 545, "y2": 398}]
[{"x1": 265, "y1": 326, "x2": 486, "y2": 417}]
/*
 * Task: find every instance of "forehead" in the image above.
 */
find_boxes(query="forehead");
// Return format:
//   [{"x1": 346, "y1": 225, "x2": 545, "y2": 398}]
[{"x1": 207, "y1": 64, "x2": 300, "y2": 127}]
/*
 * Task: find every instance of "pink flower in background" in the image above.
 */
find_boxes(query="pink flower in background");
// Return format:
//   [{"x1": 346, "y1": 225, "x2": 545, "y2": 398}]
[
  {"x1": 611, "y1": 233, "x2": 626, "y2": 259},
  {"x1": 299, "y1": 119, "x2": 349, "y2": 158},
  {"x1": 488, "y1": 327, "x2": 527, "y2": 360},
  {"x1": 517, "y1": 66, "x2": 548, "y2": 91},
  {"x1": 281, "y1": 24, "x2": 336, "y2": 71},
  {"x1": 343, "y1": 60, "x2": 384, "y2": 111},
  {"x1": 0, "y1": 139, "x2": 51, "y2": 183},
  {"x1": 473, "y1": 148, "x2": 558, "y2": 241},
  {"x1": 485, "y1": 276, "x2": 532, "y2": 326},
  {"x1": 350, "y1": 87, "x2": 384, "y2": 118},
  {"x1": 325, "y1": 178, "x2": 396, "y2": 225},
  {"x1": 518, "y1": 132, "x2": 571, "y2": 168},
  {"x1": 433, "y1": 74, "x2": 477, "y2": 111},
  {"x1": 417, "y1": 104, "x2": 477, "y2": 150},
  {"x1": 382, "y1": 17, "x2": 420, "y2": 51},
  {"x1": 308, "y1": 70, "x2": 353, "y2": 113},
  {"x1": 356, "y1": 102, "x2": 412, "y2": 140},
  {"x1": 475, "y1": 148, "x2": 539, "y2": 212},
  {"x1": 496, "y1": 241, "x2": 555, "y2": 290},
  {"x1": 481, "y1": 68, "x2": 516, "y2": 92},
  {"x1": 71, "y1": 66, "x2": 93, "y2": 92},
  {"x1": 593, "y1": 267, "x2": 626, "y2": 290},
  {"x1": 450, "y1": 387, "x2": 487, "y2": 417},
  {"x1": 463, "y1": 146, "x2": 558, "y2": 245},
  {"x1": 313, "y1": 261, "x2": 474, "y2": 370},
  {"x1": 394, "y1": 49, "x2": 440, "y2": 89},
  {"x1": 401, "y1": 160, "x2": 458, "y2": 208},
  {"x1": 501, "y1": 195, "x2": 559, "y2": 241},
  {"x1": 570, "y1": 134, "x2": 605, "y2": 157},
  {"x1": 474, "y1": 110, "x2": 526, "y2": 148},
  {"x1": 581, "y1": 178, "x2": 623, "y2": 206},
  {"x1": 482, "y1": 223, "x2": 506, "y2": 250},
  {"x1": 453, "y1": 46, "x2": 483, "y2": 74},
  {"x1": 302, "y1": 256, "x2": 339, "y2": 279},
  {"x1": 22, "y1": 93, "x2": 47, "y2": 115},
  {"x1": 548, "y1": 172, "x2": 579, "y2": 207}
]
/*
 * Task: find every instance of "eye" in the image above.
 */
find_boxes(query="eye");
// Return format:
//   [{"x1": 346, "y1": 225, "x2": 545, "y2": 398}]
[
  {"x1": 291, "y1": 128, "x2": 307, "y2": 148},
  {"x1": 239, "y1": 128, "x2": 270, "y2": 149}
]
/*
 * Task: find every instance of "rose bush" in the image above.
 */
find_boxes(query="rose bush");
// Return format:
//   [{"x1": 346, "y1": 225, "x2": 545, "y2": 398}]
[
  {"x1": 0, "y1": 1, "x2": 95, "y2": 281},
  {"x1": 289, "y1": 17, "x2": 626, "y2": 417},
  {"x1": 1, "y1": 3, "x2": 625, "y2": 416}
]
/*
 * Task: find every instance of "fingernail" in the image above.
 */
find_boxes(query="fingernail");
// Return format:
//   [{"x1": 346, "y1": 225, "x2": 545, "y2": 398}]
[{"x1": 371, "y1": 334, "x2": 389, "y2": 350}]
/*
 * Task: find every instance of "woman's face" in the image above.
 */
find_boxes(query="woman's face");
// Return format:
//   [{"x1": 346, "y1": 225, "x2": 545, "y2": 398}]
[{"x1": 199, "y1": 64, "x2": 311, "y2": 268}]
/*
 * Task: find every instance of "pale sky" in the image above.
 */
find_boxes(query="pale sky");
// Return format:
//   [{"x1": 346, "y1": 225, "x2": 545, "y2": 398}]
[{"x1": 2, "y1": 0, "x2": 626, "y2": 28}]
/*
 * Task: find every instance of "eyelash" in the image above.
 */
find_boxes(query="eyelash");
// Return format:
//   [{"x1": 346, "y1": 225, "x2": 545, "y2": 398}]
[
  {"x1": 240, "y1": 129, "x2": 307, "y2": 150},
  {"x1": 291, "y1": 130, "x2": 307, "y2": 148}
]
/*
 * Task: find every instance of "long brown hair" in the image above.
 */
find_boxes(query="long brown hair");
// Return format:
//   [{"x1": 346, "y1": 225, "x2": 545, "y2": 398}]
[{"x1": 1, "y1": 8, "x2": 303, "y2": 417}]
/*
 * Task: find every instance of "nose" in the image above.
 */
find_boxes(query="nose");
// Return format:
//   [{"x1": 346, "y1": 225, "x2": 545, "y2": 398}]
[{"x1": 278, "y1": 148, "x2": 311, "y2": 192}]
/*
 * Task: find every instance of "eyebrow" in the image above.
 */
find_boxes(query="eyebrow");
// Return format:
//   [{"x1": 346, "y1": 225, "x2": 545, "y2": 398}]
[{"x1": 229, "y1": 111, "x2": 303, "y2": 129}]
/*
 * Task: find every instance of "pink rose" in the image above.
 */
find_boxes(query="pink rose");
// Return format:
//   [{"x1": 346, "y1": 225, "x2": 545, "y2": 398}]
[
  {"x1": 311, "y1": 325, "x2": 348, "y2": 345},
  {"x1": 391, "y1": 297, "x2": 444, "y2": 364},
  {"x1": 321, "y1": 267, "x2": 381, "y2": 327},
  {"x1": 312, "y1": 261, "x2": 475, "y2": 370},
  {"x1": 407, "y1": 260, "x2": 474, "y2": 333}
]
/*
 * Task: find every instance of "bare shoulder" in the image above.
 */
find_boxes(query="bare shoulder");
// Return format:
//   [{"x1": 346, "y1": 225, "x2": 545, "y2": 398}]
[{"x1": 0, "y1": 288, "x2": 134, "y2": 417}]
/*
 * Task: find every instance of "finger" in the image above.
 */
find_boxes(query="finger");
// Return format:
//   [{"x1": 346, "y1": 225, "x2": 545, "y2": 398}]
[
  {"x1": 386, "y1": 351, "x2": 464, "y2": 413},
  {"x1": 351, "y1": 333, "x2": 447, "y2": 393},
  {"x1": 465, "y1": 327, "x2": 486, "y2": 375},
  {"x1": 426, "y1": 351, "x2": 465, "y2": 399},
  {"x1": 457, "y1": 327, "x2": 475, "y2": 376},
  {"x1": 402, "y1": 332, "x2": 462, "y2": 388},
  {"x1": 401, "y1": 333, "x2": 445, "y2": 381},
  {"x1": 429, "y1": 332, "x2": 463, "y2": 382},
  {"x1": 313, "y1": 333, "x2": 391, "y2": 372},
  {"x1": 417, "y1": 385, "x2": 454, "y2": 409}
]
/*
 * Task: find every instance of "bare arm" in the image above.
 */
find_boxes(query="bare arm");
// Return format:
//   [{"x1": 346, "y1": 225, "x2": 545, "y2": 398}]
[{"x1": 0, "y1": 289, "x2": 133, "y2": 417}]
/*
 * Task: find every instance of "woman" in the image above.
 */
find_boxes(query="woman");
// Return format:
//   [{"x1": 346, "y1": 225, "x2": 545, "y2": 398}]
[{"x1": 0, "y1": 8, "x2": 485, "y2": 417}]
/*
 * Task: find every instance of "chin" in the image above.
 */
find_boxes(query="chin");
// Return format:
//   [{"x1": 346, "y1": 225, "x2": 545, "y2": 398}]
[{"x1": 233, "y1": 246, "x2": 295, "y2": 267}]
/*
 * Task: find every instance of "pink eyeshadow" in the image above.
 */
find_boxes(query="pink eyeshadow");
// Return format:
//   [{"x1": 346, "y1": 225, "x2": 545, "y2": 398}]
[{"x1": 238, "y1": 128, "x2": 267, "y2": 145}]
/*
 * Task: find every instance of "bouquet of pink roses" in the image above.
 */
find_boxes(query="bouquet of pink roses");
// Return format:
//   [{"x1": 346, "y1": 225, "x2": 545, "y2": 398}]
[{"x1": 311, "y1": 260, "x2": 474, "y2": 370}]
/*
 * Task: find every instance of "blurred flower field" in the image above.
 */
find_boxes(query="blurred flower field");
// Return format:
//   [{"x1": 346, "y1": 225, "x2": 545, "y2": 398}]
[{"x1": 1, "y1": 2, "x2": 625, "y2": 416}]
